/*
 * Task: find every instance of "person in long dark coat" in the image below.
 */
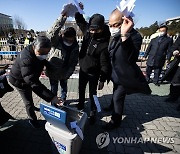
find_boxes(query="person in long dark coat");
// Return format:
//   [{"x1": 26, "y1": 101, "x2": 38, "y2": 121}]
[
  {"x1": 163, "y1": 36, "x2": 180, "y2": 110},
  {"x1": 103, "y1": 9, "x2": 151, "y2": 130},
  {"x1": 144, "y1": 24, "x2": 173, "y2": 85}
]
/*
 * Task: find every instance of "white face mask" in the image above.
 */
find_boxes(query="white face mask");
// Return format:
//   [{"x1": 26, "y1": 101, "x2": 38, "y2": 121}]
[
  {"x1": 36, "y1": 54, "x2": 48, "y2": 60},
  {"x1": 109, "y1": 27, "x2": 121, "y2": 37},
  {"x1": 159, "y1": 32, "x2": 165, "y2": 37},
  {"x1": 63, "y1": 41, "x2": 73, "y2": 47}
]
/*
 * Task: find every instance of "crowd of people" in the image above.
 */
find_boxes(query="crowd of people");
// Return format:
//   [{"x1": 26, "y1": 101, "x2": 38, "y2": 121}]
[{"x1": 0, "y1": 3, "x2": 179, "y2": 130}]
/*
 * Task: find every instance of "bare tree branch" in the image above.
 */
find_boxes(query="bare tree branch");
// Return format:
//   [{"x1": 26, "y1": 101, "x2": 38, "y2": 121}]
[{"x1": 13, "y1": 15, "x2": 27, "y2": 30}]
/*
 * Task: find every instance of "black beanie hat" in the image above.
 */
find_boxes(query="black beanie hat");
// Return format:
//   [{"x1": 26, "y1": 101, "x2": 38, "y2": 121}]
[{"x1": 89, "y1": 14, "x2": 105, "y2": 30}]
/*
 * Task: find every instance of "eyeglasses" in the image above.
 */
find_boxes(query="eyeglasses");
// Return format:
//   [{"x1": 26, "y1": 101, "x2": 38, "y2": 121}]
[{"x1": 108, "y1": 22, "x2": 122, "y2": 28}]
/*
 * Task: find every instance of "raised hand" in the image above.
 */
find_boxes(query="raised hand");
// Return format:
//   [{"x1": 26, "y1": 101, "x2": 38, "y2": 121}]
[
  {"x1": 121, "y1": 16, "x2": 134, "y2": 35},
  {"x1": 79, "y1": 2, "x2": 84, "y2": 10}
]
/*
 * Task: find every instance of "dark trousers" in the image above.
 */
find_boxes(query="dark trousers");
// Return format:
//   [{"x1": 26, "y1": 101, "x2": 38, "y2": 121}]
[
  {"x1": 170, "y1": 84, "x2": 180, "y2": 100},
  {"x1": 79, "y1": 69, "x2": 99, "y2": 111},
  {"x1": 146, "y1": 65, "x2": 162, "y2": 83},
  {"x1": 16, "y1": 86, "x2": 37, "y2": 121},
  {"x1": 111, "y1": 84, "x2": 126, "y2": 125},
  {"x1": 50, "y1": 79, "x2": 67, "y2": 99}
]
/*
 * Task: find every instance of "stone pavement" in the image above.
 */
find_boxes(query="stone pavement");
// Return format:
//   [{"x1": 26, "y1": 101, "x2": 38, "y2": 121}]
[{"x1": 0, "y1": 77, "x2": 180, "y2": 154}]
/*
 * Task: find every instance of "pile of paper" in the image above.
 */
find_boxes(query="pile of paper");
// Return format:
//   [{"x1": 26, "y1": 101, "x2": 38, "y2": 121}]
[
  {"x1": 117, "y1": 0, "x2": 136, "y2": 17},
  {"x1": 61, "y1": 0, "x2": 85, "y2": 17}
]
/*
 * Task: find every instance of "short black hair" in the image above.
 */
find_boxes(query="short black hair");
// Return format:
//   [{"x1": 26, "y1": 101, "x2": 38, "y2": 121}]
[
  {"x1": 159, "y1": 23, "x2": 168, "y2": 31},
  {"x1": 34, "y1": 35, "x2": 51, "y2": 49},
  {"x1": 64, "y1": 27, "x2": 76, "y2": 38}
]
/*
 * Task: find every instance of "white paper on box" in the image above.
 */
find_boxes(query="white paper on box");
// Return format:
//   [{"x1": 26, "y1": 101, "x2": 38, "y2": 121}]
[
  {"x1": 117, "y1": 0, "x2": 136, "y2": 17},
  {"x1": 93, "y1": 95, "x2": 101, "y2": 112},
  {"x1": 70, "y1": 121, "x2": 84, "y2": 140}
]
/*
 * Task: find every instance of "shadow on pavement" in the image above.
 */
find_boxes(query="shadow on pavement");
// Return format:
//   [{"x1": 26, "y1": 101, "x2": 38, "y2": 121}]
[
  {"x1": 0, "y1": 119, "x2": 52, "y2": 154},
  {"x1": 79, "y1": 93, "x2": 180, "y2": 154}
]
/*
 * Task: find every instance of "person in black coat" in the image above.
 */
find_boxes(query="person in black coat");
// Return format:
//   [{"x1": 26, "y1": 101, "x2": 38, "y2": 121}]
[
  {"x1": 163, "y1": 36, "x2": 180, "y2": 109},
  {"x1": 103, "y1": 9, "x2": 151, "y2": 130},
  {"x1": 7, "y1": 32, "x2": 16, "y2": 61},
  {"x1": 75, "y1": 5, "x2": 111, "y2": 124},
  {"x1": 9, "y1": 36, "x2": 61, "y2": 128},
  {"x1": 144, "y1": 24, "x2": 173, "y2": 85}
]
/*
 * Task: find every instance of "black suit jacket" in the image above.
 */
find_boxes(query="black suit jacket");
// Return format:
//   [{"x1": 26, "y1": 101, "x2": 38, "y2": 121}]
[
  {"x1": 110, "y1": 29, "x2": 151, "y2": 95},
  {"x1": 145, "y1": 35, "x2": 173, "y2": 67},
  {"x1": 161, "y1": 36, "x2": 180, "y2": 86}
]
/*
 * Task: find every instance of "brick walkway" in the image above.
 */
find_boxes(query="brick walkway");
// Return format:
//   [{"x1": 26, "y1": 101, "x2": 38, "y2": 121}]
[{"x1": 0, "y1": 77, "x2": 180, "y2": 154}]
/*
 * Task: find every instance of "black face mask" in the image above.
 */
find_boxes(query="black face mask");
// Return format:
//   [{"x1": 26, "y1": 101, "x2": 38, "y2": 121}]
[{"x1": 90, "y1": 32, "x2": 103, "y2": 39}]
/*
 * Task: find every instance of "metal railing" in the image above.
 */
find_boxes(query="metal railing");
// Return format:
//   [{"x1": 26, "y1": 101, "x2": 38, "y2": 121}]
[{"x1": 0, "y1": 35, "x2": 179, "y2": 66}]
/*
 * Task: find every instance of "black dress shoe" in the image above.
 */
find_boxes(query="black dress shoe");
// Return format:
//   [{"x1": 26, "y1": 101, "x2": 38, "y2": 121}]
[
  {"x1": 34, "y1": 106, "x2": 40, "y2": 112},
  {"x1": 102, "y1": 121, "x2": 120, "y2": 130},
  {"x1": 76, "y1": 103, "x2": 84, "y2": 111}
]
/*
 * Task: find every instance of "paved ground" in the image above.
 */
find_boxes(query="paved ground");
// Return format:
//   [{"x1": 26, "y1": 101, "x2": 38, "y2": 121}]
[{"x1": 0, "y1": 76, "x2": 180, "y2": 154}]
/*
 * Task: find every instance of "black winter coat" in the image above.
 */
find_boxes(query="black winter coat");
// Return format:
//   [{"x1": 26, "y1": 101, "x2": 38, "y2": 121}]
[
  {"x1": 9, "y1": 45, "x2": 55, "y2": 102},
  {"x1": 161, "y1": 36, "x2": 180, "y2": 86},
  {"x1": 75, "y1": 12, "x2": 111, "y2": 82},
  {"x1": 145, "y1": 35, "x2": 173, "y2": 67},
  {"x1": 110, "y1": 29, "x2": 151, "y2": 95},
  {"x1": 7, "y1": 37, "x2": 16, "y2": 51}
]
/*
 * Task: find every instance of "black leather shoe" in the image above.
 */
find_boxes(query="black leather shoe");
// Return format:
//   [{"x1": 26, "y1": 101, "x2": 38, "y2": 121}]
[
  {"x1": 34, "y1": 106, "x2": 40, "y2": 112},
  {"x1": 76, "y1": 103, "x2": 84, "y2": 110},
  {"x1": 102, "y1": 121, "x2": 120, "y2": 130}
]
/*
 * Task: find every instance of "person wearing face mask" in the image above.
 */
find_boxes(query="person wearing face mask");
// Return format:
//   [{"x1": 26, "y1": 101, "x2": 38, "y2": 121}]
[
  {"x1": 7, "y1": 32, "x2": 16, "y2": 61},
  {"x1": 9, "y1": 36, "x2": 62, "y2": 128},
  {"x1": 24, "y1": 32, "x2": 34, "y2": 46},
  {"x1": 102, "y1": 9, "x2": 151, "y2": 130},
  {"x1": 46, "y1": 13, "x2": 79, "y2": 103},
  {"x1": 144, "y1": 24, "x2": 173, "y2": 86},
  {"x1": 74, "y1": 4, "x2": 111, "y2": 124},
  {"x1": 18, "y1": 33, "x2": 25, "y2": 50}
]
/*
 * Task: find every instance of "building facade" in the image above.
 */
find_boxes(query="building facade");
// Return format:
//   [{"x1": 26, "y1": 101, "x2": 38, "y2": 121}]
[{"x1": 0, "y1": 13, "x2": 13, "y2": 36}]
